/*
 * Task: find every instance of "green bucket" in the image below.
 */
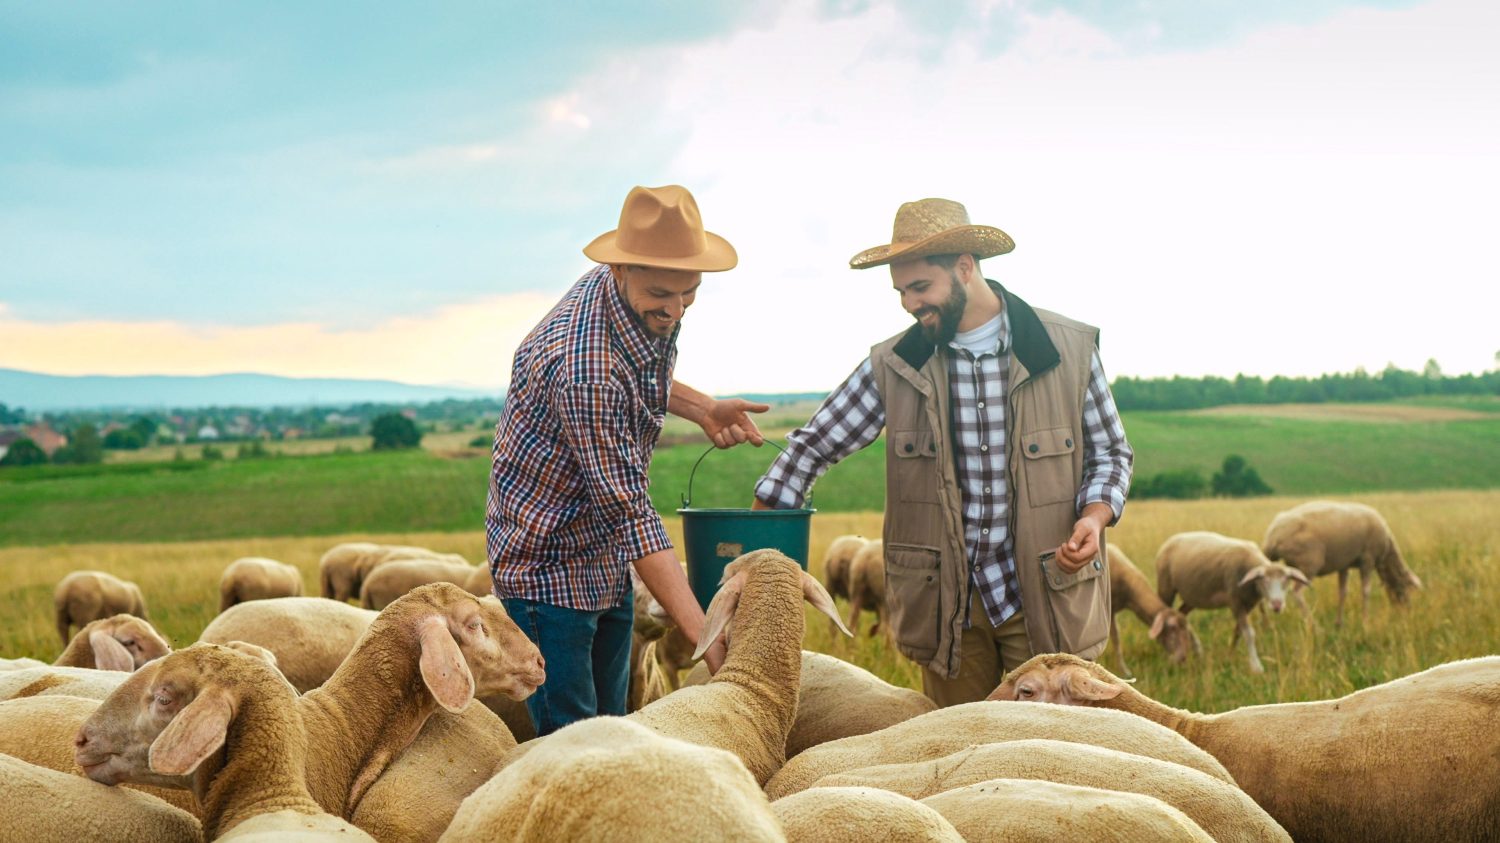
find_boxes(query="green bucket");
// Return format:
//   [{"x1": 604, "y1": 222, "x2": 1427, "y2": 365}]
[{"x1": 676, "y1": 442, "x2": 814, "y2": 610}]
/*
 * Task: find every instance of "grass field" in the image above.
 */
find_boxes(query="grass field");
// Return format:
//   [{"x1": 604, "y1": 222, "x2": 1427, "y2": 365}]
[{"x1": 2, "y1": 490, "x2": 1494, "y2": 714}]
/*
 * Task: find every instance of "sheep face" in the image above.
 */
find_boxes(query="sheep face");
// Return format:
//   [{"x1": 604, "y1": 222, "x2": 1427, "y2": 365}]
[
  {"x1": 1237, "y1": 563, "x2": 1310, "y2": 613},
  {"x1": 396, "y1": 587, "x2": 546, "y2": 704},
  {"x1": 1147, "y1": 609, "x2": 1192, "y2": 665},
  {"x1": 91, "y1": 614, "x2": 172, "y2": 671},
  {"x1": 986, "y1": 653, "x2": 1124, "y2": 706}
]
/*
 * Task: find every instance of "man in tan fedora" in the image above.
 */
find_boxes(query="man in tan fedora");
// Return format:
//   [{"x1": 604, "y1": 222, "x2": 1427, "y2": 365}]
[
  {"x1": 486, "y1": 184, "x2": 768, "y2": 735},
  {"x1": 754, "y1": 198, "x2": 1134, "y2": 706}
]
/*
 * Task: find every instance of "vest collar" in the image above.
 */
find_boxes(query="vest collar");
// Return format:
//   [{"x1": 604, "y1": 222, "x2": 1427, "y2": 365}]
[{"x1": 893, "y1": 279, "x2": 1060, "y2": 377}]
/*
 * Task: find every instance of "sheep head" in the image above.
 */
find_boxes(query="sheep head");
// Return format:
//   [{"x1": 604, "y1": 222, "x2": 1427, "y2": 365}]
[
  {"x1": 383, "y1": 583, "x2": 546, "y2": 710},
  {"x1": 1237, "y1": 562, "x2": 1310, "y2": 613},
  {"x1": 82, "y1": 613, "x2": 172, "y2": 672},
  {"x1": 986, "y1": 653, "x2": 1127, "y2": 706},
  {"x1": 693, "y1": 549, "x2": 851, "y2": 661},
  {"x1": 1146, "y1": 609, "x2": 1193, "y2": 665}
]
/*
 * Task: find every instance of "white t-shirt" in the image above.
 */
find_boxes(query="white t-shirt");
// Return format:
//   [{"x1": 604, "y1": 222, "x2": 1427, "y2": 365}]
[{"x1": 948, "y1": 312, "x2": 1004, "y2": 357}]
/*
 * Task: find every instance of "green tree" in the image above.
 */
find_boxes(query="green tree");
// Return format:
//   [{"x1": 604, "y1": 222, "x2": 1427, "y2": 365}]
[
  {"x1": 1212, "y1": 454, "x2": 1273, "y2": 497},
  {"x1": 1132, "y1": 468, "x2": 1208, "y2": 500},
  {"x1": 0, "y1": 438, "x2": 48, "y2": 467},
  {"x1": 103, "y1": 428, "x2": 145, "y2": 450},
  {"x1": 129, "y1": 416, "x2": 157, "y2": 445},
  {"x1": 370, "y1": 413, "x2": 422, "y2": 451},
  {"x1": 54, "y1": 423, "x2": 104, "y2": 465}
]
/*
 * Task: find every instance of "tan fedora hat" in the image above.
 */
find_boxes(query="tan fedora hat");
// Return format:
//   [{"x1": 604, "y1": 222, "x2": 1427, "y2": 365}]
[
  {"x1": 583, "y1": 185, "x2": 737, "y2": 272},
  {"x1": 849, "y1": 198, "x2": 1014, "y2": 270}
]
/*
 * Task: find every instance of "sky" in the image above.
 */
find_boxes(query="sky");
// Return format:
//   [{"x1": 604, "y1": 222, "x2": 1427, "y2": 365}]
[{"x1": 2, "y1": 0, "x2": 1497, "y2": 395}]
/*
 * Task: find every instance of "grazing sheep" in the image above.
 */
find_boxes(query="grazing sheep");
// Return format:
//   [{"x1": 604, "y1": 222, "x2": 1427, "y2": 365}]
[
  {"x1": 764, "y1": 700, "x2": 1233, "y2": 800},
  {"x1": 846, "y1": 539, "x2": 886, "y2": 637},
  {"x1": 1155, "y1": 531, "x2": 1310, "y2": 673},
  {"x1": 54, "y1": 571, "x2": 148, "y2": 647},
  {"x1": 817, "y1": 738, "x2": 1289, "y2": 843},
  {"x1": 198, "y1": 597, "x2": 377, "y2": 693},
  {"x1": 1263, "y1": 500, "x2": 1422, "y2": 625},
  {"x1": 920, "y1": 778, "x2": 1213, "y2": 842},
  {"x1": 76, "y1": 643, "x2": 376, "y2": 841},
  {"x1": 821, "y1": 535, "x2": 868, "y2": 603},
  {"x1": 1106, "y1": 544, "x2": 1191, "y2": 678},
  {"x1": 988, "y1": 652, "x2": 1500, "y2": 843},
  {"x1": 0, "y1": 752, "x2": 202, "y2": 843},
  {"x1": 771, "y1": 787, "x2": 963, "y2": 843},
  {"x1": 55, "y1": 614, "x2": 172, "y2": 671},
  {"x1": 360, "y1": 558, "x2": 482, "y2": 610},
  {"x1": 218, "y1": 557, "x2": 304, "y2": 613},
  {"x1": 318, "y1": 542, "x2": 468, "y2": 603},
  {"x1": 439, "y1": 717, "x2": 783, "y2": 842}
]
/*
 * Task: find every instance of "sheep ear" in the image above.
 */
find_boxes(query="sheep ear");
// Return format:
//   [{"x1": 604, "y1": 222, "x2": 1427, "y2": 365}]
[
  {"x1": 693, "y1": 574, "x2": 745, "y2": 661},
  {"x1": 1237, "y1": 567, "x2": 1267, "y2": 587},
  {"x1": 986, "y1": 678, "x2": 1017, "y2": 701},
  {"x1": 1286, "y1": 567, "x2": 1312, "y2": 587},
  {"x1": 418, "y1": 617, "x2": 474, "y2": 714},
  {"x1": 149, "y1": 688, "x2": 233, "y2": 776},
  {"x1": 90, "y1": 630, "x2": 135, "y2": 672},
  {"x1": 1147, "y1": 611, "x2": 1168, "y2": 641},
  {"x1": 1065, "y1": 667, "x2": 1123, "y2": 701},
  {"x1": 801, "y1": 571, "x2": 852, "y2": 638}
]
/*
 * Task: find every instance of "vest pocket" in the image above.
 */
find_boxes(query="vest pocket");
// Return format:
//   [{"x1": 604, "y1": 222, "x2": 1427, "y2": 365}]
[
  {"x1": 884, "y1": 542, "x2": 941, "y2": 660},
  {"x1": 891, "y1": 430, "x2": 942, "y2": 504},
  {"x1": 1039, "y1": 553, "x2": 1110, "y2": 654},
  {"x1": 1019, "y1": 426, "x2": 1076, "y2": 506}
]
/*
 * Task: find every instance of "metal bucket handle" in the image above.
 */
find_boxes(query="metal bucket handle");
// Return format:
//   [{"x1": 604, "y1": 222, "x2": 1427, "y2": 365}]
[{"x1": 681, "y1": 440, "x2": 809, "y2": 508}]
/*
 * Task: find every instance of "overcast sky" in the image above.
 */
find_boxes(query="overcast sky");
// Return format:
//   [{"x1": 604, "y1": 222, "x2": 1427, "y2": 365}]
[{"x1": 2, "y1": 0, "x2": 1496, "y2": 394}]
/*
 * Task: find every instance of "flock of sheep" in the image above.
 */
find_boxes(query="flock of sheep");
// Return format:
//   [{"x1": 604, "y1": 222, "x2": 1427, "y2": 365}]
[{"x1": 0, "y1": 499, "x2": 1489, "y2": 842}]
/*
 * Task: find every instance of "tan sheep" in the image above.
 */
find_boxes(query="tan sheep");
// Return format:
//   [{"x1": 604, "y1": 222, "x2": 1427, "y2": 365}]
[
  {"x1": 764, "y1": 700, "x2": 1234, "y2": 800},
  {"x1": 821, "y1": 534, "x2": 868, "y2": 603},
  {"x1": 1263, "y1": 500, "x2": 1422, "y2": 626},
  {"x1": 55, "y1": 614, "x2": 172, "y2": 672},
  {"x1": 77, "y1": 643, "x2": 376, "y2": 841},
  {"x1": 359, "y1": 558, "x2": 482, "y2": 610},
  {"x1": 0, "y1": 665, "x2": 131, "y2": 703},
  {"x1": 1106, "y1": 543, "x2": 1191, "y2": 678},
  {"x1": 988, "y1": 652, "x2": 1500, "y2": 843},
  {"x1": 1155, "y1": 531, "x2": 1310, "y2": 673},
  {"x1": 772, "y1": 786, "x2": 963, "y2": 842},
  {"x1": 318, "y1": 542, "x2": 467, "y2": 603},
  {"x1": 53, "y1": 570, "x2": 148, "y2": 647},
  {"x1": 0, "y1": 657, "x2": 47, "y2": 671},
  {"x1": 197, "y1": 596, "x2": 377, "y2": 693},
  {"x1": 920, "y1": 778, "x2": 1214, "y2": 842},
  {"x1": 0, "y1": 752, "x2": 202, "y2": 843},
  {"x1": 817, "y1": 738, "x2": 1289, "y2": 843},
  {"x1": 439, "y1": 717, "x2": 783, "y2": 842},
  {"x1": 846, "y1": 539, "x2": 886, "y2": 637},
  {"x1": 218, "y1": 556, "x2": 304, "y2": 613}
]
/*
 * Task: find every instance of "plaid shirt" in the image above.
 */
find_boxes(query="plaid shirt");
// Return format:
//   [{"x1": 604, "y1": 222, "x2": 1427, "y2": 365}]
[
  {"x1": 755, "y1": 308, "x2": 1133, "y2": 627},
  {"x1": 486, "y1": 264, "x2": 676, "y2": 610}
]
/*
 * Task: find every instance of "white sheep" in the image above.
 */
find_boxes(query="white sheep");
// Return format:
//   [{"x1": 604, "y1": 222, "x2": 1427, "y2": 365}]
[
  {"x1": 318, "y1": 542, "x2": 468, "y2": 603},
  {"x1": 845, "y1": 539, "x2": 886, "y2": 637},
  {"x1": 771, "y1": 786, "x2": 963, "y2": 842},
  {"x1": 218, "y1": 556, "x2": 304, "y2": 613},
  {"x1": 0, "y1": 665, "x2": 132, "y2": 702},
  {"x1": 439, "y1": 716, "x2": 783, "y2": 842},
  {"x1": 1155, "y1": 531, "x2": 1310, "y2": 673},
  {"x1": 0, "y1": 657, "x2": 47, "y2": 670},
  {"x1": 53, "y1": 570, "x2": 148, "y2": 647},
  {"x1": 920, "y1": 778, "x2": 1214, "y2": 842},
  {"x1": 764, "y1": 699, "x2": 1234, "y2": 800},
  {"x1": 197, "y1": 596, "x2": 378, "y2": 693},
  {"x1": 816, "y1": 738, "x2": 1290, "y2": 843},
  {"x1": 821, "y1": 535, "x2": 868, "y2": 603},
  {"x1": 359, "y1": 557, "x2": 483, "y2": 610},
  {"x1": 1106, "y1": 543, "x2": 1191, "y2": 678},
  {"x1": 0, "y1": 752, "x2": 202, "y2": 843},
  {"x1": 54, "y1": 614, "x2": 172, "y2": 672},
  {"x1": 988, "y1": 651, "x2": 1500, "y2": 842},
  {"x1": 1263, "y1": 500, "x2": 1422, "y2": 626}
]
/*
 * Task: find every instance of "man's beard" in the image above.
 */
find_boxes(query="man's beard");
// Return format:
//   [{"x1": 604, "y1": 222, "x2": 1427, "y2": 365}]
[{"x1": 916, "y1": 274, "x2": 967, "y2": 344}]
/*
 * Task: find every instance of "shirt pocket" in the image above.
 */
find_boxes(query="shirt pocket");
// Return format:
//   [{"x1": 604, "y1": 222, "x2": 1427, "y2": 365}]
[
  {"x1": 891, "y1": 430, "x2": 941, "y2": 504},
  {"x1": 1019, "y1": 426, "x2": 1076, "y2": 506}
]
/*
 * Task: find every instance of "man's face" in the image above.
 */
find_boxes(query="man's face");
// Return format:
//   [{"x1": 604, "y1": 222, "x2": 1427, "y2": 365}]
[
  {"x1": 613, "y1": 265, "x2": 702, "y2": 338},
  {"x1": 891, "y1": 259, "x2": 967, "y2": 344}
]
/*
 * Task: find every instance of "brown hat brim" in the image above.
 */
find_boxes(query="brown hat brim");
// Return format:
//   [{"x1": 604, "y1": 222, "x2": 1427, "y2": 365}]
[
  {"x1": 583, "y1": 230, "x2": 738, "y2": 272},
  {"x1": 849, "y1": 224, "x2": 1014, "y2": 270}
]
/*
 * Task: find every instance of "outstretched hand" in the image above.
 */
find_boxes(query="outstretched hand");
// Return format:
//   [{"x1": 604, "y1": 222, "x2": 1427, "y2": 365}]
[{"x1": 701, "y1": 398, "x2": 769, "y2": 449}]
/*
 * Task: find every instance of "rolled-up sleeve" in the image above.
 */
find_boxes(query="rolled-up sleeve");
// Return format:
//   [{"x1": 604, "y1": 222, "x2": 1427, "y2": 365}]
[
  {"x1": 1077, "y1": 350, "x2": 1133, "y2": 524},
  {"x1": 553, "y1": 382, "x2": 673, "y2": 563},
  {"x1": 755, "y1": 358, "x2": 886, "y2": 509}
]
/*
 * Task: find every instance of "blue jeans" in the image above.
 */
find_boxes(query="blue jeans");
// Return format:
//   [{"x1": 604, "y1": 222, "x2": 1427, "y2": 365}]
[{"x1": 502, "y1": 593, "x2": 634, "y2": 738}]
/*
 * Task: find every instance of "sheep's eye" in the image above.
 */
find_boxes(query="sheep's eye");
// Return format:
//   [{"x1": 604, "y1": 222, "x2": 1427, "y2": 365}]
[
  {"x1": 1018, "y1": 686, "x2": 1034, "y2": 698},
  {"x1": 120, "y1": 639, "x2": 136, "y2": 648},
  {"x1": 468, "y1": 620, "x2": 483, "y2": 632}
]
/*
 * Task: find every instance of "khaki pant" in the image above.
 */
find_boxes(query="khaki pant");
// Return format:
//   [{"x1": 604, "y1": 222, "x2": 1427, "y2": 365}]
[{"x1": 922, "y1": 590, "x2": 1032, "y2": 707}]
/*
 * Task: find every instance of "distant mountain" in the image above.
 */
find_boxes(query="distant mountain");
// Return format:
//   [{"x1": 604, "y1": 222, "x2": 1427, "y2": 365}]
[{"x1": 0, "y1": 368, "x2": 499, "y2": 411}]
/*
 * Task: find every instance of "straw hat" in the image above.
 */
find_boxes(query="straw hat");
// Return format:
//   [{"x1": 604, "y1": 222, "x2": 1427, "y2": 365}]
[
  {"x1": 849, "y1": 198, "x2": 1014, "y2": 269},
  {"x1": 583, "y1": 185, "x2": 737, "y2": 272}
]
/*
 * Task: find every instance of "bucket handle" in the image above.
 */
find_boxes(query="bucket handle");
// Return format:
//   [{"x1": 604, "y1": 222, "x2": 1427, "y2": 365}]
[{"x1": 681, "y1": 440, "x2": 809, "y2": 508}]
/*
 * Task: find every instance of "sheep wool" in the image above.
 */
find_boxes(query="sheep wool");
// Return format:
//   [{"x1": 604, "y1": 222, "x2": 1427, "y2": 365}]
[
  {"x1": 218, "y1": 557, "x2": 305, "y2": 613},
  {"x1": 920, "y1": 778, "x2": 1214, "y2": 842},
  {"x1": 0, "y1": 665, "x2": 131, "y2": 702},
  {"x1": 359, "y1": 558, "x2": 481, "y2": 610},
  {"x1": 197, "y1": 596, "x2": 378, "y2": 693},
  {"x1": 0, "y1": 752, "x2": 202, "y2": 843},
  {"x1": 771, "y1": 786, "x2": 963, "y2": 843}
]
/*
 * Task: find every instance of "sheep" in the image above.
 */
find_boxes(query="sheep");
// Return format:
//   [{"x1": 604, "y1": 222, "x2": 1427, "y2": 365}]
[
  {"x1": 0, "y1": 752, "x2": 202, "y2": 843},
  {"x1": 1263, "y1": 500, "x2": 1422, "y2": 626},
  {"x1": 439, "y1": 716, "x2": 783, "y2": 842},
  {"x1": 0, "y1": 665, "x2": 132, "y2": 702},
  {"x1": 845, "y1": 539, "x2": 886, "y2": 637},
  {"x1": 816, "y1": 738, "x2": 1290, "y2": 843},
  {"x1": 359, "y1": 557, "x2": 482, "y2": 610},
  {"x1": 197, "y1": 597, "x2": 378, "y2": 693},
  {"x1": 1155, "y1": 531, "x2": 1310, "y2": 673},
  {"x1": 920, "y1": 778, "x2": 1214, "y2": 842},
  {"x1": 55, "y1": 614, "x2": 172, "y2": 672},
  {"x1": 764, "y1": 699, "x2": 1234, "y2": 800},
  {"x1": 0, "y1": 657, "x2": 47, "y2": 670},
  {"x1": 218, "y1": 556, "x2": 304, "y2": 613},
  {"x1": 988, "y1": 651, "x2": 1500, "y2": 843},
  {"x1": 1105, "y1": 543, "x2": 1191, "y2": 678},
  {"x1": 771, "y1": 787, "x2": 963, "y2": 842},
  {"x1": 821, "y1": 534, "x2": 868, "y2": 603},
  {"x1": 627, "y1": 574, "x2": 698, "y2": 711},
  {"x1": 318, "y1": 542, "x2": 468, "y2": 603},
  {"x1": 53, "y1": 570, "x2": 148, "y2": 647},
  {"x1": 682, "y1": 650, "x2": 937, "y2": 757}
]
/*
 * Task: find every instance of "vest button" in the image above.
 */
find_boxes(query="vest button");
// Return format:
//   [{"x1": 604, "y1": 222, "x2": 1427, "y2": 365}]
[
  {"x1": 1028, "y1": 443, "x2": 1039, "y2": 454},
  {"x1": 1065, "y1": 438, "x2": 1073, "y2": 448},
  {"x1": 904, "y1": 443, "x2": 915, "y2": 453}
]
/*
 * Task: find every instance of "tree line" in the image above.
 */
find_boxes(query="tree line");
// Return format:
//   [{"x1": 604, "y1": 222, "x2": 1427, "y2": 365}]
[{"x1": 1111, "y1": 363, "x2": 1499, "y2": 411}]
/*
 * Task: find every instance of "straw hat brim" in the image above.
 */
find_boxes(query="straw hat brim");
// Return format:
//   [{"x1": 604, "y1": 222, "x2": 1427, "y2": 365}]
[
  {"x1": 849, "y1": 224, "x2": 1014, "y2": 270},
  {"x1": 583, "y1": 230, "x2": 738, "y2": 272}
]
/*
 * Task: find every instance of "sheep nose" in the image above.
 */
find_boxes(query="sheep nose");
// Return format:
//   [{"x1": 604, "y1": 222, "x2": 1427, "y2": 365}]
[{"x1": 74, "y1": 726, "x2": 91, "y2": 750}]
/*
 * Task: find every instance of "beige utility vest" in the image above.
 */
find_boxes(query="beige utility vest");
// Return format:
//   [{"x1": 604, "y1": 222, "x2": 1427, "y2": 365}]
[{"x1": 870, "y1": 282, "x2": 1111, "y2": 678}]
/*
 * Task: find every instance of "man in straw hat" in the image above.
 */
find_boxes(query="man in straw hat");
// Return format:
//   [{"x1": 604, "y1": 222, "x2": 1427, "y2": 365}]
[
  {"x1": 753, "y1": 198, "x2": 1133, "y2": 706},
  {"x1": 486, "y1": 185, "x2": 768, "y2": 736}
]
